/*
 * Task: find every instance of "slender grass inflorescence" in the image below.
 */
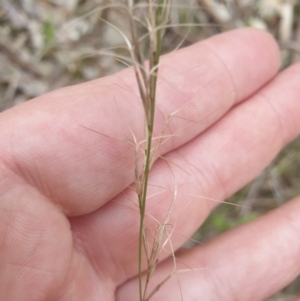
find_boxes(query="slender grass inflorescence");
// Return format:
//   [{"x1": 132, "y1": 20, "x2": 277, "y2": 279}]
[
  {"x1": 63, "y1": 1, "x2": 180, "y2": 298},
  {"x1": 96, "y1": 0, "x2": 177, "y2": 300},
  {"x1": 125, "y1": 1, "x2": 173, "y2": 300}
]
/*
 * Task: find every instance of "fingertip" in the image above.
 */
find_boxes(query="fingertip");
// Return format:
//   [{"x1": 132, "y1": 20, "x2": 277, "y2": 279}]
[
  {"x1": 203, "y1": 28, "x2": 281, "y2": 100},
  {"x1": 258, "y1": 61, "x2": 300, "y2": 145}
]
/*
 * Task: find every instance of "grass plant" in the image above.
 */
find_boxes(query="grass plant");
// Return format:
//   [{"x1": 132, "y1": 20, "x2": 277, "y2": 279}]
[
  {"x1": 124, "y1": 1, "x2": 174, "y2": 300},
  {"x1": 95, "y1": 1, "x2": 197, "y2": 300}
]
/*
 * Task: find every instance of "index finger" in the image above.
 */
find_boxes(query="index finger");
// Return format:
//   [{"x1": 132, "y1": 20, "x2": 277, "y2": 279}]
[{"x1": 0, "y1": 28, "x2": 280, "y2": 216}]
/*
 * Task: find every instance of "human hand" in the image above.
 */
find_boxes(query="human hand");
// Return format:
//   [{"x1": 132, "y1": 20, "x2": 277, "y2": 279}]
[{"x1": 0, "y1": 28, "x2": 299, "y2": 301}]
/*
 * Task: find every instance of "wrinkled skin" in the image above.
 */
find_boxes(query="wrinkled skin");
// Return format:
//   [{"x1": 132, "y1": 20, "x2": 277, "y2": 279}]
[{"x1": 0, "y1": 28, "x2": 300, "y2": 301}]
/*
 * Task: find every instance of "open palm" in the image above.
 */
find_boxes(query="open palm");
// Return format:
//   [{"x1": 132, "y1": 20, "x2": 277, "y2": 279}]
[{"x1": 1, "y1": 29, "x2": 300, "y2": 301}]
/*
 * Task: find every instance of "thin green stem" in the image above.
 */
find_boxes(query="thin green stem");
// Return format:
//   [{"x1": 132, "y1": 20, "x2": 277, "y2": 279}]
[
  {"x1": 139, "y1": 121, "x2": 154, "y2": 301},
  {"x1": 136, "y1": 1, "x2": 171, "y2": 300}
]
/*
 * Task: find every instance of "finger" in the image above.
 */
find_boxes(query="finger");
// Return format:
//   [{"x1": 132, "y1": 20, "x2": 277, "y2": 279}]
[
  {"x1": 0, "y1": 29, "x2": 279, "y2": 216},
  {"x1": 117, "y1": 196, "x2": 300, "y2": 301},
  {"x1": 72, "y1": 62, "x2": 300, "y2": 285}
]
